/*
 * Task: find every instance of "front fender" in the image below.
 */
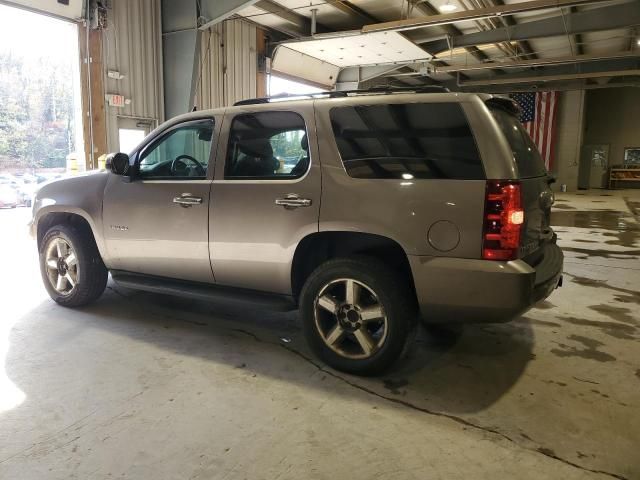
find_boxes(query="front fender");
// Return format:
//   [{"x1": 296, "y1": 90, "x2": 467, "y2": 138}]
[{"x1": 31, "y1": 172, "x2": 109, "y2": 260}]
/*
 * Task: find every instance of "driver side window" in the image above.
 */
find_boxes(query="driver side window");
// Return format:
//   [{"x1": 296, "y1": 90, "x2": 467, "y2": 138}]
[{"x1": 139, "y1": 119, "x2": 214, "y2": 180}]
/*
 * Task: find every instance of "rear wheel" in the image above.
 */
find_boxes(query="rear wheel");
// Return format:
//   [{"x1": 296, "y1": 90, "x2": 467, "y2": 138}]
[
  {"x1": 40, "y1": 224, "x2": 108, "y2": 307},
  {"x1": 300, "y1": 257, "x2": 417, "y2": 375}
]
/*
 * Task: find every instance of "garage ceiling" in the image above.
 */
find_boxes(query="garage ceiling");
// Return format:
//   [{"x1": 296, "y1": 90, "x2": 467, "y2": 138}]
[{"x1": 228, "y1": 0, "x2": 640, "y2": 92}]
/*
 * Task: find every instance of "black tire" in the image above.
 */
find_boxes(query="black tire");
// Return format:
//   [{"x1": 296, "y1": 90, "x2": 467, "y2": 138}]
[
  {"x1": 39, "y1": 223, "x2": 108, "y2": 307},
  {"x1": 299, "y1": 257, "x2": 417, "y2": 376}
]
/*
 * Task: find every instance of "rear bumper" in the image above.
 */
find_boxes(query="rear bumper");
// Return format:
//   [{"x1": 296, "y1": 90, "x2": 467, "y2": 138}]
[{"x1": 409, "y1": 243, "x2": 563, "y2": 323}]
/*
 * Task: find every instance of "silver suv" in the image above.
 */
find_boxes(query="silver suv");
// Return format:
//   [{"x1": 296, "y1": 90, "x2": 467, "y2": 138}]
[{"x1": 30, "y1": 89, "x2": 563, "y2": 375}]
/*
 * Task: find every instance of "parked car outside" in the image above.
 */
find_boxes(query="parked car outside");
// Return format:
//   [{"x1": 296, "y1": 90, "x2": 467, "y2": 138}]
[
  {"x1": 0, "y1": 183, "x2": 18, "y2": 208},
  {"x1": 29, "y1": 89, "x2": 563, "y2": 375}
]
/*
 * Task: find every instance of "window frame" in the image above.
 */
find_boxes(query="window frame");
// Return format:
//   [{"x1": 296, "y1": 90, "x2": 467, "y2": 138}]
[
  {"x1": 222, "y1": 110, "x2": 311, "y2": 182},
  {"x1": 134, "y1": 118, "x2": 216, "y2": 182},
  {"x1": 328, "y1": 102, "x2": 485, "y2": 181}
]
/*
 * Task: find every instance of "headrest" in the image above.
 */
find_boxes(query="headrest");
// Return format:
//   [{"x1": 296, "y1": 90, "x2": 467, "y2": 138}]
[
  {"x1": 238, "y1": 138, "x2": 273, "y2": 158},
  {"x1": 300, "y1": 134, "x2": 308, "y2": 151}
]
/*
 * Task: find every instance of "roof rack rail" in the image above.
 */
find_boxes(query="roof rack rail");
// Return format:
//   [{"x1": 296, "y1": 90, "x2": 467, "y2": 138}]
[{"x1": 233, "y1": 85, "x2": 450, "y2": 106}]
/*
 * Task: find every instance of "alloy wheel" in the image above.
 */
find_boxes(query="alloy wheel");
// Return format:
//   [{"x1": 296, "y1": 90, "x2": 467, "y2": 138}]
[
  {"x1": 314, "y1": 278, "x2": 388, "y2": 360},
  {"x1": 44, "y1": 237, "x2": 79, "y2": 295}
]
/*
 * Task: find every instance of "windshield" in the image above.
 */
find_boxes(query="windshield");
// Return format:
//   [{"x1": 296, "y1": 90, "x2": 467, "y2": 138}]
[{"x1": 490, "y1": 107, "x2": 547, "y2": 178}]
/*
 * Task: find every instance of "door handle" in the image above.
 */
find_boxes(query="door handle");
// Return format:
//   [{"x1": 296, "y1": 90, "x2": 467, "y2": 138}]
[
  {"x1": 275, "y1": 194, "x2": 312, "y2": 209},
  {"x1": 173, "y1": 193, "x2": 203, "y2": 207}
]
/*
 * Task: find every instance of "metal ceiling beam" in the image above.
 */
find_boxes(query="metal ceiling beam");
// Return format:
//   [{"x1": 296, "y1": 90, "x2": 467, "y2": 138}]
[
  {"x1": 362, "y1": 0, "x2": 612, "y2": 34},
  {"x1": 420, "y1": 2, "x2": 640, "y2": 53},
  {"x1": 453, "y1": 78, "x2": 640, "y2": 93},
  {"x1": 253, "y1": 0, "x2": 330, "y2": 37},
  {"x1": 569, "y1": 6, "x2": 584, "y2": 55},
  {"x1": 330, "y1": 1, "x2": 379, "y2": 24},
  {"x1": 433, "y1": 50, "x2": 640, "y2": 72},
  {"x1": 199, "y1": 0, "x2": 259, "y2": 30},
  {"x1": 491, "y1": 0, "x2": 537, "y2": 60},
  {"x1": 459, "y1": 69, "x2": 640, "y2": 86},
  {"x1": 411, "y1": 1, "x2": 488, "y2": 63},
  {"x1": 457, "y1": 58, "x2": 640, "y2": 86}
]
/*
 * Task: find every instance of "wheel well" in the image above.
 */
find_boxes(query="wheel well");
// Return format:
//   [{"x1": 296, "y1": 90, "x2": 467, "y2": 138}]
[
  {"x1": 291, "y1": 232, "x2": 416, "y2": 303},
  {"x1": 36, "y1": 212, "x2": 94, "y2": 251}
]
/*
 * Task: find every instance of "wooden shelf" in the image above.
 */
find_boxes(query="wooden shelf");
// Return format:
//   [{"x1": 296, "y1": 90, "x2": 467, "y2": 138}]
[{"x1": 608, "y1": 167, "x2": 640, "y2": 189}]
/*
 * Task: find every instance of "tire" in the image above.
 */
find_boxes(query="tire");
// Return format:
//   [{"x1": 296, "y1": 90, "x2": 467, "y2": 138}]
[
  {"x1": 299, "y1": 257, "x2": 417, "y2": 376},
  {"x1": 39, "y1": 223, "x2": 108, "y2": 307}
]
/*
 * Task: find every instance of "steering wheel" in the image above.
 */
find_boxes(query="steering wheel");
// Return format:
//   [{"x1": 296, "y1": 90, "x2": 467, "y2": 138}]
[{"x1": 171, "y1": 154, "x2": 206, "y2": 176}]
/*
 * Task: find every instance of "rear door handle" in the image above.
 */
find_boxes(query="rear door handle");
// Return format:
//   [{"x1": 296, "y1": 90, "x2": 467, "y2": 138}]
[
  {"x1": 173, "y1": 193, "x2": 203, "y2": 207},
  {"x1": 275, "y1": 194, "x2": 312, "y2": 209}
]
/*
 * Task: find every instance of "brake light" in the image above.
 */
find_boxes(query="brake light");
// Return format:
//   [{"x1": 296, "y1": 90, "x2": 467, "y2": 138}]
[{"x1": 482, "y1": 180, "x2": 524, "y2": 261}]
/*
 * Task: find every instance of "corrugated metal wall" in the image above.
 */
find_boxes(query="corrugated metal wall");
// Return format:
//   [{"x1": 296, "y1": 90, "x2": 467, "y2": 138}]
[
  {"x1": 195, "y1": 19, "x2": 258, "y2": 110},
  {"x1": 102, "y1": 0, "x2": 164, "y2": 151}
]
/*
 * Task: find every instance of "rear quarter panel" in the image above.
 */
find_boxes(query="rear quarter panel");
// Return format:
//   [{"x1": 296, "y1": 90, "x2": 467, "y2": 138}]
[{"x1": 313, "y1": 94, "x2": 504, "y2": 258}]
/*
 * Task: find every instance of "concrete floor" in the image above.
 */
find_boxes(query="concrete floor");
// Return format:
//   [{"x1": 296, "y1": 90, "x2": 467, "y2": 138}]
[{"x1": 0, "y1": 191, "x2": 638, "y2": 480}]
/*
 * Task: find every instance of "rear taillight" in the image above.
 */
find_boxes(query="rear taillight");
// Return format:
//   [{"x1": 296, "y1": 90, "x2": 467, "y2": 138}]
[{"x1": 482, "y1": 180, "x2": 524, "y2": 261}]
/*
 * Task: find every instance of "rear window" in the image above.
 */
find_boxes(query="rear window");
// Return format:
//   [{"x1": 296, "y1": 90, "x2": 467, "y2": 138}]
[
  {"x1": 490, "y1": 108, "x2": 547, "y2": 178},
  {"x1": 329, "y1": 103, "x2": 484, "y2": 180}
]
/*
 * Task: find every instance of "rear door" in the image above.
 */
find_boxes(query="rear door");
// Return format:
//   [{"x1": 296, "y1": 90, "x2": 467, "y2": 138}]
[
  {"x1": 490, "y1": 107, "x2": 554, "y2": 257},
  {"x1": 210, "y1": 106, "x2": 321, "y2": 294}
]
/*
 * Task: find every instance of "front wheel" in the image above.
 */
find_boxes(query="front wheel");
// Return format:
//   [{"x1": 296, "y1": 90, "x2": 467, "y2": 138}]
[
  {"x1": 39, "y1": 224, "x2": 108, "y2": 307},
  {"x1": 299, "y1": 257, "x2": 417, "y2": 375}
]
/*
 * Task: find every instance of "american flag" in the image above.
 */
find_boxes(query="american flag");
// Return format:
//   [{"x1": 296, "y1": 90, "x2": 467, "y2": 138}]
[{"x1": 510, "y1": 92, "x2": 559, "y2": 170}]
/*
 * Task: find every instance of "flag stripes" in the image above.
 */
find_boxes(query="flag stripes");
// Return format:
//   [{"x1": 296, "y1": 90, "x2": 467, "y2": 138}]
[{"x1": 511, "y1": 91, "x2": 559, "y2": 171}]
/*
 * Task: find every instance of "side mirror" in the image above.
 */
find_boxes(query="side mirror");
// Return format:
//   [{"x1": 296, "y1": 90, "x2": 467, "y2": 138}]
[{"x1": 106, "y1": 153, "x2": 130, "y2": 176}]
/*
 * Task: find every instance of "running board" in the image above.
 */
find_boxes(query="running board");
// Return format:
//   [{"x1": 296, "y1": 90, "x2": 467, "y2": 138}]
[{"x1": 110, "y1": 271, "x2": 296, "y2": 312}]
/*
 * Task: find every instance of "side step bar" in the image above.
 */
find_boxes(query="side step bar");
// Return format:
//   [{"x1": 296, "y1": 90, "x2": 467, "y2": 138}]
[{"x1": 110, "y1": 271, "x2": 296, "y2": 312}]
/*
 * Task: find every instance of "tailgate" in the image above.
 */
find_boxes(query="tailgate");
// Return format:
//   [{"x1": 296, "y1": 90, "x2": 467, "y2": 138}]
[
  {"x1": 489, "y1": 105, "x2": 555, "y2": 259},
  {"x1": 520, "y1": 176, "x2": 554, "y2": 258}
]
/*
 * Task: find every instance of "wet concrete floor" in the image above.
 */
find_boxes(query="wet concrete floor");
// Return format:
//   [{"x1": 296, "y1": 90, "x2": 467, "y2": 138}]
[{"x1": 0, "y1": 191, "x2": 638, "y2": 479}]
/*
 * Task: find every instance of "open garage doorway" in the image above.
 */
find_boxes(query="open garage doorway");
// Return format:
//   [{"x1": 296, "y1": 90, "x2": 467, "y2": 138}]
[
  {"x1": 0, "y1": 3, "x2": 84, "y2": 208},
  {"x1": 268, "y1": 74, "x2": 326, "y2": 97}
]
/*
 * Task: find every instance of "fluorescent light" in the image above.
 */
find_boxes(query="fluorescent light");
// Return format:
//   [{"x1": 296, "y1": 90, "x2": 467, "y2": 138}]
[
  {"x1": 439, "y1": 1, "x2": 458, "y2": 13},
  {"x1": 402, "y1": 173, "x2": 414, "y2": 180}
]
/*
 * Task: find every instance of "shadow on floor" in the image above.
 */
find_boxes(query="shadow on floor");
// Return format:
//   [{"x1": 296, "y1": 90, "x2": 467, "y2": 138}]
[{"x1": 6, "y1": 280, "x2": 535, "y2": 417}]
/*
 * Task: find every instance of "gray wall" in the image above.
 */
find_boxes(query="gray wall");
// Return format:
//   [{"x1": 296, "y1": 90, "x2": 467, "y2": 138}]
[
  {"x1": 583, "y1": 87, "x2": 640, "y2": 168},
  {"x1": 102, "y1": 0, "x2": 164, "y2": 152},
  {"x1": 551, "y1": 90, "x2": 585, "y2": 192}
]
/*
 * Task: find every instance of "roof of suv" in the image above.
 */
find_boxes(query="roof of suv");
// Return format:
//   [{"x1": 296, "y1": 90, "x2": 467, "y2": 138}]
[{"x1": 156, "y1": 90, "x2": 503, "y2": 139}]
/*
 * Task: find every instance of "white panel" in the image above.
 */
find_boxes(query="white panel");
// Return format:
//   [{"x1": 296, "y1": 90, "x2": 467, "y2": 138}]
[
  {"x1": 279, "y1": 31, "x2": 431, "y2": 68},
  {"x1": 2, "y1": 0, "x2": 83, "y2": 20},
  {"x1": 271, "y1": 46, "x2": 340, "y2": 88}
]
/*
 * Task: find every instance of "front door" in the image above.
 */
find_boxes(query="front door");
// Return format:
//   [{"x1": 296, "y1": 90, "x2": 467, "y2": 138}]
[
  {"x1": 210, "y1": 108, "x2": 321, "y2": 294},
  {"x1": 103, "y1": 117, "x2": 218, "y2": 283}
]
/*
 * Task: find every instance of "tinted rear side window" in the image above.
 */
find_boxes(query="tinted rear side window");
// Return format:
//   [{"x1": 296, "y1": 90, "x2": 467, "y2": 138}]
[
  {"x1": 329, "y1": 103, "x2": 484, "y2": 180},
  {"x1": 490, "y1": 108, "x2": 547, "y2": 178}
]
